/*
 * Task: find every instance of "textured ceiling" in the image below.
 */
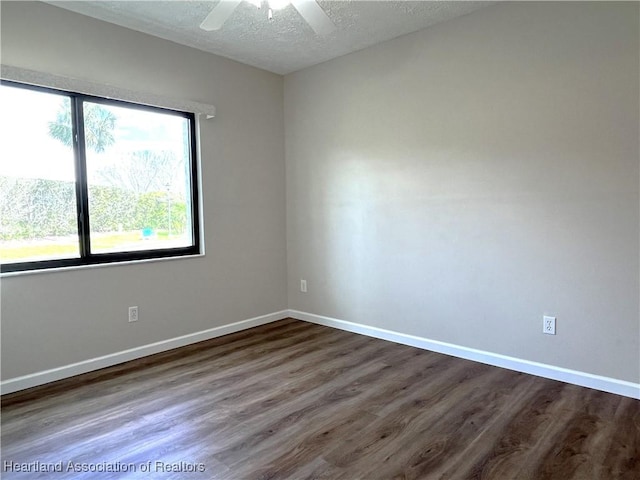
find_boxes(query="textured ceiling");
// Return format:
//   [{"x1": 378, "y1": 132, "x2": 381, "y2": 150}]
[{"x1": 46, "y1": 1, "x2": 495, "y2": 75}]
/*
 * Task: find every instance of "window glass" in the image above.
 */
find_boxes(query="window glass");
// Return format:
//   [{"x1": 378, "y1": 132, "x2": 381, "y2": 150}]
[
  {"x1": 84, "y1": 101, "x2": 194, "y2": 254},
  {"x1": 0, "y1": 86, "x2": 80, "y2": 263}
]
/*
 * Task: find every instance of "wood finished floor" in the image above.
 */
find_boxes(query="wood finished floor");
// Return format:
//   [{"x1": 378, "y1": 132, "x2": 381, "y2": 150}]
[{"x1": 2, "y1": 319, "x2": 639, "y2": 480}]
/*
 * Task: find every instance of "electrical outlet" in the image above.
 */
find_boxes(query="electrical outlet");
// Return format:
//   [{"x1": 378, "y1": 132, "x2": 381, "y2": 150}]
[
  {"x1": 543, "y1": 316, "x2": 556, "y2": 335},
  {"x1": 300, "y1": 279, "x2": 307, "y2": 293},
  {"x1": 128, "y1": 306, "x2": 139, "y2": 323}
]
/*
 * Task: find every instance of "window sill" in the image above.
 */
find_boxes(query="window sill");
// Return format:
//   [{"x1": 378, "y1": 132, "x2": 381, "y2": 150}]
[{"x1": 0, "y1": 252, "x2": 205, "y2": 278}]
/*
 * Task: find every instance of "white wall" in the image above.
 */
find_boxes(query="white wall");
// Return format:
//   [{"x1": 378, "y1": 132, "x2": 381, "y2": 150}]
[
  {"x1": 285, "y1": 2, "x2": 640, "y2": 383},
  {"x1": 0, "y1": 1, "x2": 287, "y2": 379}
]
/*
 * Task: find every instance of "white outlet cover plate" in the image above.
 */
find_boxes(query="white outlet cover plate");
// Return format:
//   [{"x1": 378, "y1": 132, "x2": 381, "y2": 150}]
[{"x1": 543, "y1": 315, "x2": 556, "y2": 335}]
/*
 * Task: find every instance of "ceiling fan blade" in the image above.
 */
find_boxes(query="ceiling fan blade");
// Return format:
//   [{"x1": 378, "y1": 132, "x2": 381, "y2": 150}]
[
  {"x1": 200, "y1": 0, "x2": 242, "y2": 31},
  {"x1": 291, "y1": 0, "x2": 336, "y2": 36}
]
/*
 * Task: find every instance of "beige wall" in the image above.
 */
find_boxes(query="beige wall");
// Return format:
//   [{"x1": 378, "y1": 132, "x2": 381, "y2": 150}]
[
  {"x1": 285, "y1": 2, "x2": 640, "y2": 382},
  {"x1": 2, "y1": 1, "x2": 638, "y2": 386},
  {"x1": 0, "y1": 1, "x2": 287, "y2": 379}
]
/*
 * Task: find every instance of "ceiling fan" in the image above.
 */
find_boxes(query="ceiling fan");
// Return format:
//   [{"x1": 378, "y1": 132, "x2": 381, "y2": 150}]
[{"x1": 200, "y1": 0, "x2": 336, "y2": 35}]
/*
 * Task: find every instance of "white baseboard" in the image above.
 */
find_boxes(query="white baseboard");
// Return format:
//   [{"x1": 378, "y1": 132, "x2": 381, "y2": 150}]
[
  {"x1": 289, "y1": 310, "x2": 640, "y2": 400},
  {"x1": 4, "y1": 309, "x2": 638, "y2": 400},
  {"x1": 1, "y1": 310, "x2": 289, "y2": 395}
]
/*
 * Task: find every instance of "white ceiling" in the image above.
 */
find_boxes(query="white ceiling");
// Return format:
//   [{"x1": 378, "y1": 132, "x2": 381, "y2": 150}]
[{"x1": 46, "y1": 1, "x2": 495, "y2": 75}]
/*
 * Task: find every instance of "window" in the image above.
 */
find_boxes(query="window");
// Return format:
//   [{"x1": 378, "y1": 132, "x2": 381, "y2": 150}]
[{"x1": 0, "y1": 80, "x2": 200, "y2": 273}]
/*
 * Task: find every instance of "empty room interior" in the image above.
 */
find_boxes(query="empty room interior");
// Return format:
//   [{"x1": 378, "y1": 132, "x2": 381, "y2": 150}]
[{"x1": 1, "y1": 1, "x2": 639, "y2": 478}]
